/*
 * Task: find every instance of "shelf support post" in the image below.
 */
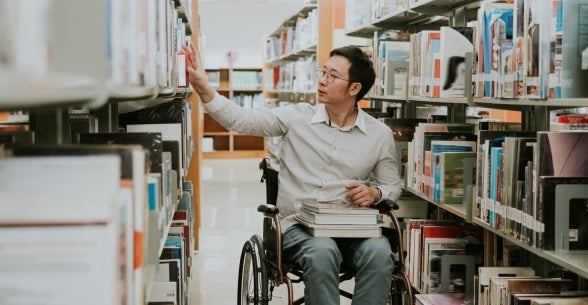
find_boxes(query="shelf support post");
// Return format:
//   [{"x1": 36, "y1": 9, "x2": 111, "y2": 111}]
[
  {"x1": 95, "y1": 100, "x2": 118, "y2": 133},
  {"x1": 29, "y1": 107, "x2": 70, "y2": 144}
]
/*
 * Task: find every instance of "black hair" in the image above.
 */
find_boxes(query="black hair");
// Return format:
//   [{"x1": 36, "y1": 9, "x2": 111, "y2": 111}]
[{"x1": 329, "y1": 46, "x2": 375, "y2": 102}]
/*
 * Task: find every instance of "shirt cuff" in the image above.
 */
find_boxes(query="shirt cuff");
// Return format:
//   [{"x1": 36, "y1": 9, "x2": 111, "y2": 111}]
[
  {"x1": 202, "y1": 92, "x2": 225, "y2": 113},
  {"x1": 374, "y1": 186, "x2": 383, "y2": 203}
]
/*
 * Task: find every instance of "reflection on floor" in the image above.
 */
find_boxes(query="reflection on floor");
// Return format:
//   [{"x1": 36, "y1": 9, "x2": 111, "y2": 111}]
[{"x1": 190, "y1": 158, "x2": 353, "y2": 305}]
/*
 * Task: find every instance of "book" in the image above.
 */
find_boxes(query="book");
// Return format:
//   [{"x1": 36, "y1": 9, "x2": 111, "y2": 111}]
[
  {"x1": 416, "y1": 293, "x2": 474, "y2": 305},
  {"x1": 8, "y1": 144, "x2": 148, "y2": 305},
  {"x1": 531, "y1": 297, "x2": 588, "y2": 305},
  {"x1": 299, "y1": 209, "x2": 378, "y2": 225},
  {"x1": 512, "y1": 292, "x2": 588, "y2": 305},
  {"x1": 420, "y1": 225, "x2": 484, "y2": 293},
  {"x1": 78, "y1": 132, "x2": 163, "y2": 174},
  {"x1": 422, "y1": 238, "x2": 469, "y2": 293},
  {"x1": 439, "y1": 152, "x2": 477, "y2": 204},
  {"x1": 126, "y1": 123, "x2": 185, "y2": 184},
  {"x1": 148, "y1": 282, "x2": 177, "y2": 304},
  {"x1": 505, "y1": 278, "x2": 575, "y2": 303},
  {"x1": 536, "y1": 176, "x2": 588, "y2": 250},
  {"x1": 294, "y1": 215, "x2": 382, "y2": 238},
  {"x1": 547, "y1": 0, "x2": 588, "y2": 99},
  {"x1": 478, "y1": 266, "x2": 536, "y2": 305},
  {"x1": 300, "y1": 201, "x2": 379, "y2": 215},
  {"x1": 0, "y1": 155, "x2": 122, "y2": 305},
  {"x1": 0, "y1": 224, "x2": 120, "y2": 305},
  {"x1": 406, "y1": 219, "x2": 457, "y2": 289}
]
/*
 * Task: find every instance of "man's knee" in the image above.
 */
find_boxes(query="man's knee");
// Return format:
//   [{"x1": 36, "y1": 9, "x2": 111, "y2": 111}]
[
  {"x1": 358, "y1": 237, "x2": 394, "y2": 269},
  {"x1": 301, "y1": 237, "x2": 342, "y2": 269}
]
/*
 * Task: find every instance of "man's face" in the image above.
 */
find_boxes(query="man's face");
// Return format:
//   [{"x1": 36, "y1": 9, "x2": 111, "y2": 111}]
[{"x1": 317, "y1": 55, "x2": 353, "y2": 105}]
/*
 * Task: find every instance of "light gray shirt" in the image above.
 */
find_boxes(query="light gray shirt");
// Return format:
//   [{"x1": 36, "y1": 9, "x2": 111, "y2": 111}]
[{"x1": 204, "y1": 92, "x2": 403, "y2": 231}]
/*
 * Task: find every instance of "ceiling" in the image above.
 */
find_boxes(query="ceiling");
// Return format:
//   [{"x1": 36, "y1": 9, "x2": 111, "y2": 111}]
[{"x1": 198, "y1": 0, "x2": 304, "y2": 49}]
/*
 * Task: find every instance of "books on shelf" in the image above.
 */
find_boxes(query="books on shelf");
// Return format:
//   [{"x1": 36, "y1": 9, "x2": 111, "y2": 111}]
[
  {"x1": 489, "y1": 277, "x2": 575, "y2": 305},
  {"x1": 415, "y1": 293, "x2": 474, "y2": 305},
  {"x1": 0, "y1": 155, "x2": 123, "y2": 305},
  {"x1": 477, "y1": 266, "x2": 536, "y2": 305},
  {"x1": 419, "y1": 224, "x2": 484, "y2": 294},
  {"x1": 375, "y1": 40, "x2": 410, "y2": 97}
]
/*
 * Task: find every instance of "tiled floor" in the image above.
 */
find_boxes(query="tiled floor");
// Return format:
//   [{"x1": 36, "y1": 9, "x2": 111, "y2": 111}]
[{"x1": 190, "y1": 158, "x2": 354, "y2": 305}]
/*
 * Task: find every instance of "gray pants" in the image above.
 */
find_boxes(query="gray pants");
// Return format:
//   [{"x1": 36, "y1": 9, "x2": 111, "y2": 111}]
[{"x1": 282, "y1": 224, "x2": 394, "y2": 305}]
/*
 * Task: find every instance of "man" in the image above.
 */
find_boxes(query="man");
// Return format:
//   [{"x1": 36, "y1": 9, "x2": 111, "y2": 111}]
[{"x1": 184, "y1": 43, "x2": 402, "y2": 305}]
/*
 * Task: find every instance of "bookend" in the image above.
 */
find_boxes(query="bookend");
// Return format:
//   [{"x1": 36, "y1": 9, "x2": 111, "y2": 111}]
[
  {"x1": 555, "y1": 184, "x2": 588, "y2": 253},
  {"x1": 440, "y1": 254, "x2": 476, "y2": 295}
]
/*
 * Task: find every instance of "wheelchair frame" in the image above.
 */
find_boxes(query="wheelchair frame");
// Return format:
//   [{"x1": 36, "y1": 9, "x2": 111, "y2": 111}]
[{"x1": 237, "y1": 158, "x2": 415, "y2": 305}]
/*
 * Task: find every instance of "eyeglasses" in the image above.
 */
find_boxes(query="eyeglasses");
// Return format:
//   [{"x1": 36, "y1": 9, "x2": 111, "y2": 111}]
[{"x1": 316, "y1": 69, "x2": 351, "y2": 84}]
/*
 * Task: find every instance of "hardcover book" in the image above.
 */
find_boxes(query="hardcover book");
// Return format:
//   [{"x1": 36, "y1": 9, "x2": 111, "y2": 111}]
[
  {"x1": 294, "y1": 215, "x2": 383, "y2": 238},
  {"x1": 78, "y1": 132, "x2": 163, "y2": 174},
  {"x1": 299, "y1": 209, "x2": 378, "y2": 225},
  {"x1": 439, "y1": 152, "x2": 477, "y2": 204},
  {"x1": 478, "y1": 266, "x2": 536, "y2": 305},
  {"x1": 300, "y1": 201, "x2": 379, "y2": 215}
]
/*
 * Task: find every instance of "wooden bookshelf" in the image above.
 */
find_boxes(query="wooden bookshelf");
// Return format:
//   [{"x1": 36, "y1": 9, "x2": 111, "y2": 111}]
[{"x1": 203, "y1": 67, "x2": 266, "y2": 158}]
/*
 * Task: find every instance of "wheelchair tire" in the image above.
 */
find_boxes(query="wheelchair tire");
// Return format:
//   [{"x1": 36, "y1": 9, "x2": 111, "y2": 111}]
[
  {"x1": 387, "y1": 272, "x2": 414, "y2": 305},
  {"x1": 249, "y1": 235, "x2": 269, "y2": 304},
  {"x1": 237, "y1": 235, "x2": 268, "y2": 305}
]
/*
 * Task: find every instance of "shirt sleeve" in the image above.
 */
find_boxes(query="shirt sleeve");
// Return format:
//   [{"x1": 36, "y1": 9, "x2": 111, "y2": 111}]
[
  {"x1": 203, "y1": 92, "x2": 286, "y2": 137},
  {"x1": 372, "y1": 134, "x2": 403, "y2": 203}
]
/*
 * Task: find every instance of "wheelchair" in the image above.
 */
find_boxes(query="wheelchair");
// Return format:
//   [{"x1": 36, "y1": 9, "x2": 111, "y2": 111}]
[{"x1": 237, "y1": 158, "x2": 415, "y2": 305}]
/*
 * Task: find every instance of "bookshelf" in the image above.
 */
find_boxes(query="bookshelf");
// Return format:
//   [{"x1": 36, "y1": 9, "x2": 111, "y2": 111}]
[
  {"x1": 343, "y1": 0, "x2": 588, "y2": 295},
  {"x1": 0, "y1": 1, "x2": 201, "y2": 305},
  {"x1": 203, "y1": 67, "x2": 266, "y2": 159},
  {"x1": 261, "y1": 0, "x2": 336, "y2": 159}
]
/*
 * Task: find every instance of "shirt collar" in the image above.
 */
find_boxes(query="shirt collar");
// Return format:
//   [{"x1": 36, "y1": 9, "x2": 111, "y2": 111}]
[{"x1": 310, "y1": 104, "x2": 367, "y2": 134}]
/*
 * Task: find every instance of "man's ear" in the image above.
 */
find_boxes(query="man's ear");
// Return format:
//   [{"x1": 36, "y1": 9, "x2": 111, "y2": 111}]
[{"x1": 348, "y1": 82, "x2": 362, "y2": 96}]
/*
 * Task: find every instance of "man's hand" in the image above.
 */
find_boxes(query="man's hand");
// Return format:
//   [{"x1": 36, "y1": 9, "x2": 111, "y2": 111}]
[
  {"x1": 183, "y1": 43, "x2": 216, "y2": 103},
  {"x1": 345, "y1": 182, "x2": 381, "y2": 207}
]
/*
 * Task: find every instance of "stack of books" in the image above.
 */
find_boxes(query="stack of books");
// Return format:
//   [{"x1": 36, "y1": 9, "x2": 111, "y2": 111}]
[{"x1": 294, "y1": 201, "x2": 382, "y2": 238}]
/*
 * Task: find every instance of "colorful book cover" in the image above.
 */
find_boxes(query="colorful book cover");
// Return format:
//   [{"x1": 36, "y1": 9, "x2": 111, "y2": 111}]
[{"x1": 439, "y1": 152, "x2": 477, "y2": 204}]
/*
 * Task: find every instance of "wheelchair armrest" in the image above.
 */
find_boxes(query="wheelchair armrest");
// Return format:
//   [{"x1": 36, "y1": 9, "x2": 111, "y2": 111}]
[
  {"x1": 373, "y1": 199, "x2": 399, "y2": 213},
  {"x1": 257, "y1": 203, "x2": 279, "y2": 215}
]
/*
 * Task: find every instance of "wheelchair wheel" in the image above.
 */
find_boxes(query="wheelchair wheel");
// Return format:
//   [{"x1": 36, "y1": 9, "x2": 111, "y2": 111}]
[
  {"x1": 237, "y1": 235, "x2": 268, "y2": 305},
  {"x1": 387, "y1": 273, "x2": 413, "y2": 305}
]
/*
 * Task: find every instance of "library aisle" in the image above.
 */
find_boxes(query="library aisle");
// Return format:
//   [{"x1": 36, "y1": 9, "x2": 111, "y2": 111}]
[{"x1": 190, "y1": 158, "x2": 353, "y2": 305}]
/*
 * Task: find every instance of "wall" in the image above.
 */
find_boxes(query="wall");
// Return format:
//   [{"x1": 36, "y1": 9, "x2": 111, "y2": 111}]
[{"x1": 199, "y1": 1, "x2": 303, "y2": 68}]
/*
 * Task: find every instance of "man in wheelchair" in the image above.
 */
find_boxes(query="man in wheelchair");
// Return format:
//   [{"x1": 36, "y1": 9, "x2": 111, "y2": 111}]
[{"x1": 185, "y1": 43, "x2": 405, "y2": 305}]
